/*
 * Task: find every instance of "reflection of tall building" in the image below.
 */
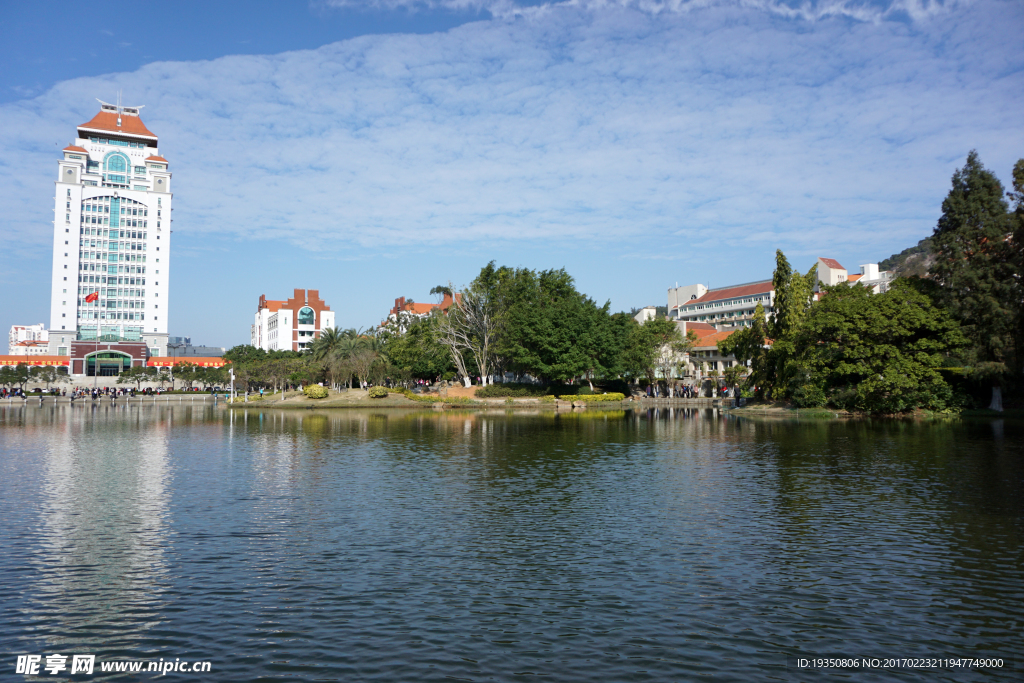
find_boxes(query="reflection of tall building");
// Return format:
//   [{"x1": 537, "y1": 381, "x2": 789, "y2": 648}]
[
  {"x1": 49, "y1": 100, "x2": 173, "y2": 362},
  {"x1": 251, "y1": 289, "x2": 336, "y2": 352},
  {"x1": 33, "y1": 406, "x2": 171, "y2": 645}
]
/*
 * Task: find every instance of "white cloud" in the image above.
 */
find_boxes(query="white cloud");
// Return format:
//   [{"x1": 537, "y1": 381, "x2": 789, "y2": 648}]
[
  {"x1": 317, "y1": 0, "x2": 970, "y2": 23},
  {"x1": 0, "y1": 0, "x2": 1021, "y2": 266}
]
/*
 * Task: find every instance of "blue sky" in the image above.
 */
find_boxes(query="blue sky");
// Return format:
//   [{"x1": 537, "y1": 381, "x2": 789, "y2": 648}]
[{"x1": 1, "y1": 0, "x2": 1022, "y2": 348}]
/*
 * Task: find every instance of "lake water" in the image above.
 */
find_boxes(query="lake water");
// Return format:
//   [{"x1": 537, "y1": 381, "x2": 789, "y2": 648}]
[{"x1": 1, "y1": 405, "x2": 1022, "y2": 681}]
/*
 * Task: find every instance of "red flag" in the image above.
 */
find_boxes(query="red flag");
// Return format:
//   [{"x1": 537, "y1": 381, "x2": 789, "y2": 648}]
[{"x1": 85, "y1": 291, "x2": 99, "y2": 302}]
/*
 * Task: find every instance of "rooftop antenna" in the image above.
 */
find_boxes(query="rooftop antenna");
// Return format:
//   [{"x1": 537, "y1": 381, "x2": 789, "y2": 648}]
[{"x1": 116, "y1": 90, "x2": 122, "y2": 126}]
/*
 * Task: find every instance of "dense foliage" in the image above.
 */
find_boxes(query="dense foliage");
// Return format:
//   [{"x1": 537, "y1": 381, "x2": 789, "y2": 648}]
[
  {"x1": 790, "y1": 279, "x2": 968, "y2": 412},
  {"x1": 719, "y1": 151, "x2": 1023, "y2": 413},
  {"x1": 303, "y1": 384, "x2": 329, "y2": 399},
  {"x1": 386, "y1": 263, "x2": 678, "y2": 389},
  {"x1": 930, "y1": 152, "x2": 1022, "y2": 408},
  {"x1": 0, "y1": 364, "x2": 70, "y2": 391}
]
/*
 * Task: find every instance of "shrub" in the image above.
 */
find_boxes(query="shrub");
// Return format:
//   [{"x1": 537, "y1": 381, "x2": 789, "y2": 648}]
[
  {"x1": 303, "y1": 384, "x2": 329, "y2": 399},
  {"x1": 475, "y1": 383, "x2": 550, "y2": 398},
  {"x1": 387, "y1": 388, "x2": 459, "y2": 404},
  {"x1": 556, "y1": 392, "x2": 625, "y2": 402},
  {"x1": 368, "y1": 386, "x2": 388, "y2": 399},
  {"x1": 790, "y1": 382, "x2": 827, "y2": 408},
  {"x1": 577, "y1": 386, "x2": 594, "y2": 395}
]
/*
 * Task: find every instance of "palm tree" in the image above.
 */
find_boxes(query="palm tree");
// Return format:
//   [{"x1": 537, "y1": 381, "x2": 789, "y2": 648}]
[{"x1": 310, "y1": 327, "x2": 344, "y2": 362}]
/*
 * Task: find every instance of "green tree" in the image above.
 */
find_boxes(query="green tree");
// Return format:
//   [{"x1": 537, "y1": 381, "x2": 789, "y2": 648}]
[
  {"x1": 723, "y1": 363, "x2": 747, "y2": 396},
  {"x1": 794, "y1": 278, "x2": 968, "y2": 413},
  {"x1": 718, "y1": 302, "x2": 770, "y2": 399},
  {"x1": 118, "y1": 365, "x2": 157, "y2": 390},
  {"x1": 30, "y1": 366, "x2": 63, "y2": 390},
  {"x1": 621, "y1": 317, "x2": 682, "y2": 385},
  {"x1": 930, "y1": 151, "x2": 1018, "y2": 409},
  {"x1": 223, "y1": 345, "x2": 267, "y2": 364},
  {"x1": 1009, "y1": 158, "x2": 1024, "y2": 385},
  {"x1": 381, "y1": 312, "x2": 454, "y2": 382},
  {"x1": 174, "y1": 361, "x2": 202, "y2": 391},
  {"x1": 203, "y1": 366, "x2": 229, "y2": 390},
  {"x1": 9, "y1": 363, "x2": 31, "y2": 392},
  {"x1": 758, "y1": 250, "x2": 819, "y2": 398}
]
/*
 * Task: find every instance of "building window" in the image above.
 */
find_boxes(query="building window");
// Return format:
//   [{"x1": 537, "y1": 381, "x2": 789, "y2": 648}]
[{"x1": 298, "y1": 306, "x2": 315, "y2": 325}]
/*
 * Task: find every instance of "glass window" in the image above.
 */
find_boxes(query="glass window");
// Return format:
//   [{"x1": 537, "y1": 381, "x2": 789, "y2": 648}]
[
  {"x1": 298, "y1": 307, "x2": 315, "y2": 326},
  {"x1": 105, "y1": 153, "x2": 128, "y2": 173}
]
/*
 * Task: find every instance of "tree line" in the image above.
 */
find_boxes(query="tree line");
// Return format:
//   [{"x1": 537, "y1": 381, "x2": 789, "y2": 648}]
[
  {"x1": 380, "y1": 263, "x2": 696, "y2": 391},
  {"x1": 194, "y1": 150, "x2": 1023, "y2": 411},
  {"x1": 0, "y1": 365, "x2": 69, "y2": 392},
  {"x1": 721, "y1": 152, "x2": 1023, "y2": 412},
  {"x1": 216, "y1": 268, "x2": 698, "y2": 394}
]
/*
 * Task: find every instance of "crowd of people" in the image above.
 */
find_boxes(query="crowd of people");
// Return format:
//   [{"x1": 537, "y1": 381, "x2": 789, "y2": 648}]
[
  {"x1": 1, "y1": 386, "x2": 174, "y2": 400},
  {"x1": 644, "y1": 383, "x2": 736, "y2": 399}
]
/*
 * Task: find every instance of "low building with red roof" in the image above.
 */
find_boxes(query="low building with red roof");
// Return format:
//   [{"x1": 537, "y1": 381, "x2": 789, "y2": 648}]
[
  {"x1": 384, "y1": 292, "x2": 458, "y2": 329},
  {"x1": 816, "y1": 257, "x2": 848, "y2": 287}
]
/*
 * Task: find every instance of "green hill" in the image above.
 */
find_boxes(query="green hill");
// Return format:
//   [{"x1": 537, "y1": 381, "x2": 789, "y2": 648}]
[{"x1": 879, "y1": 236, "x2": 935, "y2": 278}]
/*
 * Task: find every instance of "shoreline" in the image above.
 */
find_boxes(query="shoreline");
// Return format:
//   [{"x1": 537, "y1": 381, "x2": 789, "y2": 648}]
[{"x1": 4, "y1": 393, "x2": 1017, "y2": 420}]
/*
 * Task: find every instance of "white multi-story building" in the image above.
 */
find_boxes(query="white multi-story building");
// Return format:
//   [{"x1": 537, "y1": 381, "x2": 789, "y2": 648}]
[
  {"x1": 668, "y1": 256, "x2": 866, "y2": 332},
  {"x1": 252, "y1": 289, "x2": 336, "y2": 352},
  {"x1": 670, "y1": 280, "x2": 776, "y2": 331},
  {"x1": 848, "y1": 263, "x2": 893, "y2": 294},
  {"x1": 9, "y1": 323, "x2": 48, "y2": 352},
  {"x1": 48, "y1": 100, "x2": 172, "y2": 358}
]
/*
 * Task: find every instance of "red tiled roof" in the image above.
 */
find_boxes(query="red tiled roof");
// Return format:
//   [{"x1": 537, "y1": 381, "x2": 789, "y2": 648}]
[
  {"x1": 694, "y1": 330, "x2": 740, "y2": 348},
  {"x1": 677, "y1": 321, "x2": 720, "y2": 340},
  {"x1": 262, "y1": 300, "x2": 284, "y2": 312},
  {"x1": 818, "y1": 257, "x2": 845, "y2": 270},
  {"x1": 146, "y1": 155, "x2": 168, "y2": 163},
  {"x1": 847, "y1": 273, "x2": 862, "y2": 282},
  {"x1": 680, "y1": 280, "x2": 773, "y2": 308},
  {"x1": 78, "y1": 110, "x2": 157, "y2": 139},
  {"x1": 63, "y1": 145, "x2": 88, "y2": 153}
]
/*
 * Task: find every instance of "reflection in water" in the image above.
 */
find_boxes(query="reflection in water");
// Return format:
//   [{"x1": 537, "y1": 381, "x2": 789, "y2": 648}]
[
  {"x1": 1, "y1": 405, "x2": 1022, "y2": 682},
  {"x1": 25, "y1": 405, "x2": 173, "y2": 653}
]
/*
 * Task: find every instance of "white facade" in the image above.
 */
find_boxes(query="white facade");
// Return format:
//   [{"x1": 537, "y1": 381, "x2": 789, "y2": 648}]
[
  {"x1": 667, "y1": 283, "x2": 708, "y2": 316},
  {"x1": 48, "y1": 101, "x2": 171, "y2": 357},
  {"x1": 854, "y1": 263, "x2": 893, "y2": 294},
  {"x1": 816, "y1": 258, "x2": 848, "y2": 288},
  {"x1": 9, "y1": 341, "x2": 50, "y2": 356},
  {"x1": 9, "y1": 323, "x2": 48, "y2": 352},
  {"x1": 251, "y1": 290, "x2": 336, "y2": 352},
  {"x1": 633, "y1": 306, "x2": 658, "y2": 324},
  {"x1": 673, "y1": 280, "x2": 776, "y2": 331}
]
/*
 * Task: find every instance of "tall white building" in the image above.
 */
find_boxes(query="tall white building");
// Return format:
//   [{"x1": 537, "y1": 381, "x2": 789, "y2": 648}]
[{"x1": 48, "y1": 101, "x2": 172, "y2": 358}]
